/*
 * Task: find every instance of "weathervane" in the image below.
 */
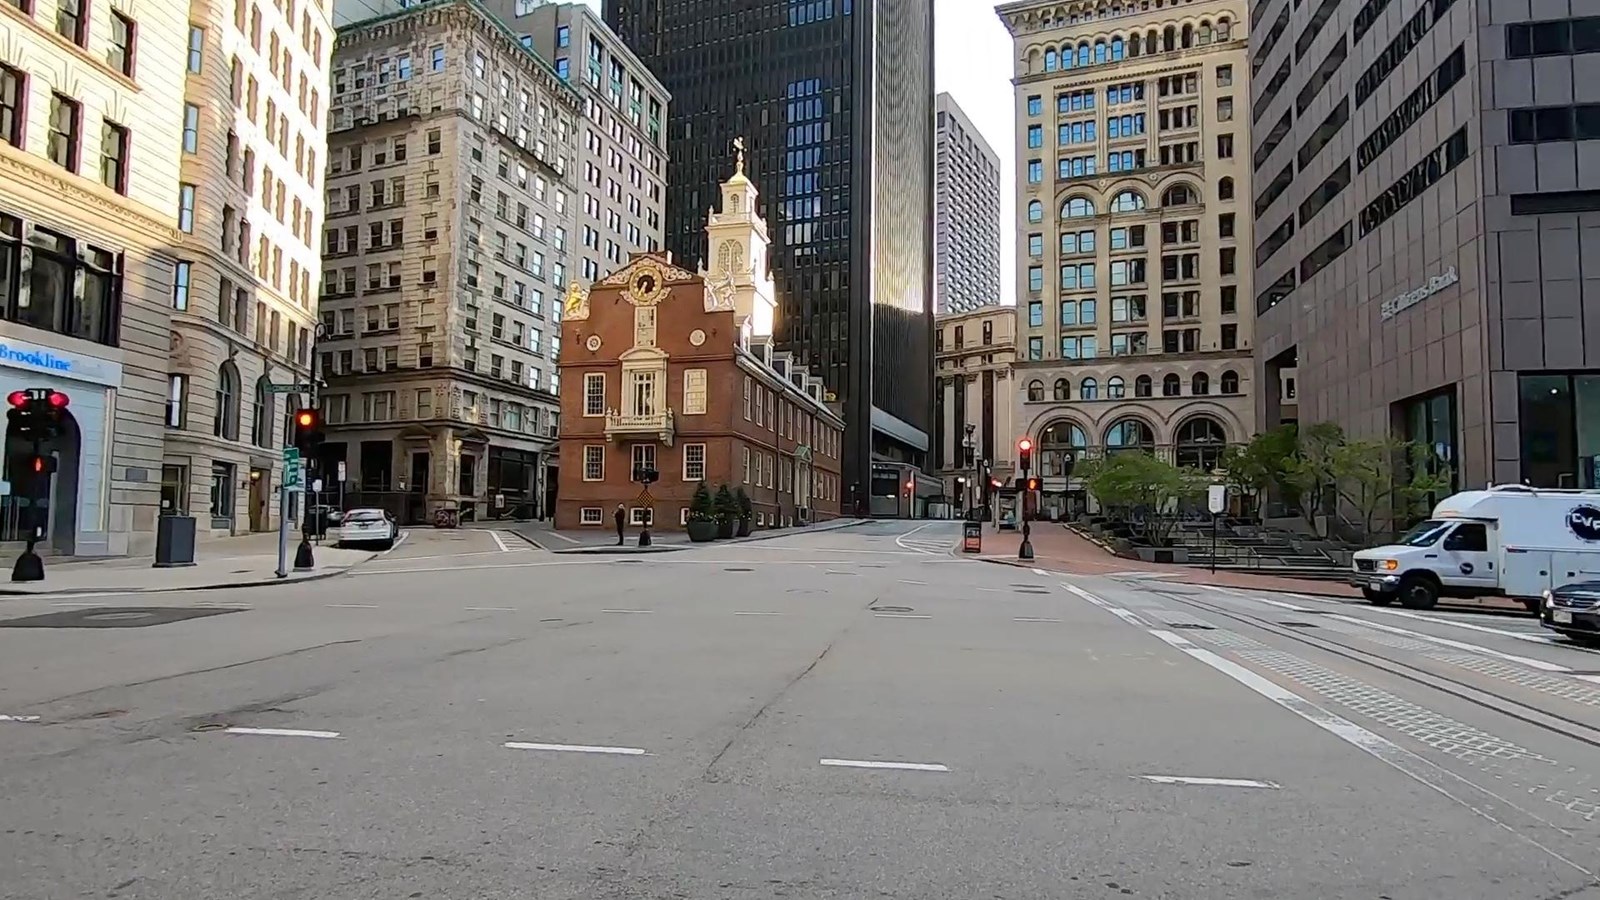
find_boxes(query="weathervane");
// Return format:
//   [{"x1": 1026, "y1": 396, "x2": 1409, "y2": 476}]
[{"x1": 733, "y1": 136, "x2": 746, "y2": 175}]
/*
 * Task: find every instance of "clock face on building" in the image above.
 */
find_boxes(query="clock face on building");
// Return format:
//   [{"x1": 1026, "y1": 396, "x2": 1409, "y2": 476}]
[{"x1": 586, "y1": 335, "x2": 602, "y2": 352}]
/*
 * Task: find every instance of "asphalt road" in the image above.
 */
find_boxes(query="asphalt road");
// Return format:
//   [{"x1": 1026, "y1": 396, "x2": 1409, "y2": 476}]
[{"x1": 2, "y1": 520, "x2": 1599, "y2": 899}]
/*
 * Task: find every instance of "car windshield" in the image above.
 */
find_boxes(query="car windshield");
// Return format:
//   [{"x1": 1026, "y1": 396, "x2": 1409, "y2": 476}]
[
  {"x1": 343, "y1": 510, "x2": 384, "y2": 522},
  {"x1": 1397, "y1": 519, "x2": 1452, "y2": 547}
]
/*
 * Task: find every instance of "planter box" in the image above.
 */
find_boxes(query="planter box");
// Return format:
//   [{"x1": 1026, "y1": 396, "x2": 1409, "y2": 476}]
[
  {"x1": 686, "y1": 520, "x2": 718, "y2": 543},
  {"x1": 737, "y1": 519, "x2": 752, "y2": 537},
  {"x1": 717, "y1": 519, "x2": 735, "y2": 539},
  {"x1": 1133, "y1": 546, "x2": 1189, "y2": 564}
]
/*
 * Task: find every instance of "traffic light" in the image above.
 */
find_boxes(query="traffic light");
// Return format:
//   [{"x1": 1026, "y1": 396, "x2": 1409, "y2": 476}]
[
  {"x1": 291, "y1": 408, "x2": 324, "y2": 453},
  {"x1": 6, "y1": 388, "x2": 69, "y2": 441},
  {"x1": 632, "y1": 466, "x2": 659, "y2": 484},
  {"x1": 1017, "y1": 437, "x2": 1033, "y2": 474},
  {"x1": 1026, "y1": 476, "x2": 1040, "y2": 492}
]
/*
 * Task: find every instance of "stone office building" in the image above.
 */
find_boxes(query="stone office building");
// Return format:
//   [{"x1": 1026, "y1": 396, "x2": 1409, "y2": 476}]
[
  {"x1": 1251, "y1": 0, "x2": 1600, "y2": 489},
  {"x1": 555, "y1": 158, "x2": 844, "y2": 529},
  {"x1": 321, "y1": 0, "x2": 581, "y2": 521}
]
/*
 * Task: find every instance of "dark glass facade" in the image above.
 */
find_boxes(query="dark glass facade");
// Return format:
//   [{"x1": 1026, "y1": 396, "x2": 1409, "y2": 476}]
[{"x1": 603, "y1": 0, "x2": 935, "y2": 494}]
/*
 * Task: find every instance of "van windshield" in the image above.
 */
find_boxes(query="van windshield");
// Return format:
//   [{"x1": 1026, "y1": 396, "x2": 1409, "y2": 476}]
[{"x1": 1398, "y1": 520, "x2": 1452, "y2": 547}]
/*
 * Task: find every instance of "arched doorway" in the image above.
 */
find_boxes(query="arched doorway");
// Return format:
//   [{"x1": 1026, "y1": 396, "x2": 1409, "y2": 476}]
[
  {"x1": 1105, "y1": 417, "x2": 1155, "y2": 454},
  {"x1": 1175, "y1": 416, "x2": 1227, "y2": 470},
  {"x1": 1038, "y1": 418, "x2": 1089, "y2": 520},
  {"x1": 2, "y1": 408, "x2": 82, "y2": 553}
]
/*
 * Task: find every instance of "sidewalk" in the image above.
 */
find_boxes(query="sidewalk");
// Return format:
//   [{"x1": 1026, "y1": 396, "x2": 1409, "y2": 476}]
[
  {"x1": 0, "y1": 532, "x2": 376, "y2": 595},
  {"x1": 513, "y1": 517, "x2": 871, "y2": 553}
]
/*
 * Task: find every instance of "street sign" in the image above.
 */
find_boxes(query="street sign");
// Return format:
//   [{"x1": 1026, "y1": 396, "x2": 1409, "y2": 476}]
[
  {"x1": 282, "y1": 447, "x2": 301, "y2": 467},
  {"x1": 267, "y1": 383, "x2": 315, "y2": 394},
  {"x1": 285, "y1": 462, "x2": 303, "y2": 489},
  {"x1": 1207, "y1": 484, "x2": 1228, "y2": 515},
  {"x1": 336, "y1": 461, "x2": 347, "y2": 482},
  {"x1": 635, "y1": 488, "x2": 653, "y2": 508}
]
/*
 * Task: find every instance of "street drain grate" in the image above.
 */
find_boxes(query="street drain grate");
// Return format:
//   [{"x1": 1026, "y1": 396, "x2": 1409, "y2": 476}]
[
  {"x1": 1168, "y1": 622, "x2": 1214, "y2": 630},
  {"x1": 872, "y1": 605, "x2": 914, "y2": 613},
  {"x1": 724, "y1": 567, "x2": 754, "y2": 572},
  {"x1": 1279, "y1": 621, "x2": 1318, "y2": 628},
  {"x1": 0, "y1": 607, "x2": 245, "y2": 629},
  {"x1": 1015, "y1": 589, "x2": 1050, "y2": 595}
]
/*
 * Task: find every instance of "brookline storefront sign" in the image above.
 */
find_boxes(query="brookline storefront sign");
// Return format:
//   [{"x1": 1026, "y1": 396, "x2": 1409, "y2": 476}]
[{"x1": 1380, "y1": 267, "x2": 1458, "y2": 321}]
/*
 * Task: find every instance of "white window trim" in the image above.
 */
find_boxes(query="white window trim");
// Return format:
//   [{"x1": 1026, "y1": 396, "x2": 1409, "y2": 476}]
[
  {"x1": 682, "y1": 442, "x2": 706, "y2": 482},
  {"x1": 582, "y1": 444, "x2": 604, "y2": 481},
  {"x1": 678, "y1": 506, "x2": 690, "y2": 525},
  {"x1": 583, "y1": 372, "x2": 605, "y2": 416},
  {"x1": 683, "y1": 367, "x2": 707, "y2": 415},
  {"x1": 629, "y1": 507, "x2": 651, "y2": 526},
  {"x1": 579, "y1": 507, "x2": 603, "y2": 525}
]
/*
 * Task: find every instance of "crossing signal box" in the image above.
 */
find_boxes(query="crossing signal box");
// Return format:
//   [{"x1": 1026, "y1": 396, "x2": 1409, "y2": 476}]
[
  {"x1": 291, "y1": 408, "x2": 324, "y2": 454},
  {"x1": 1017, "y1": 437, "x2": 1033, "y2": 474},
  {"x1": 6, "y1": 388, "x2": 70, "y2": 441}
]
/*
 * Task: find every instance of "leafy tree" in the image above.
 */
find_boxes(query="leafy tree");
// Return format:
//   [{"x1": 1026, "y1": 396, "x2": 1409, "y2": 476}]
[
  {"x1": 688, "y1": 482, "x2": 716, "y2": 522},
  {"x1": 1280, "y1": 421, "x2": 1344, "y2": 536},
  {"x1": 1332, "y1": 439, "x2": 1454, "y2": 541},
  {"x1": 714, "y1": 484, "x2": 738, "y2": 524},
  {"x1": 1219, "y1": 424, "x2": 1298, "y2": 518},
  {"x1": 1082, "y1": 452, "x2": 1206, "y2": 547}
]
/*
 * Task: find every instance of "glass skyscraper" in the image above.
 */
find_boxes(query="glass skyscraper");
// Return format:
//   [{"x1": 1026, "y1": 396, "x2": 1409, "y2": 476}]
[{"x1": 603, "y1": 0, "x2": 935, "y2": 500}]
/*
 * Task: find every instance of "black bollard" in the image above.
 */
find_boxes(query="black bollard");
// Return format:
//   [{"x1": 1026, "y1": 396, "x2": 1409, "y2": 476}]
[
  {"x1": 11, "y1": 542, "x2": 44, "y2": 582},
  {"x1": 1018, "y1": 519, "x2": 1035, "y2": 561},
  {"x1": 293, "y1": 535, "x2": 316, "y2": 571}
]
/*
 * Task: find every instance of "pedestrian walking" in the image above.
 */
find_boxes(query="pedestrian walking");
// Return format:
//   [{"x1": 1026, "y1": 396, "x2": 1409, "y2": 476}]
[{"x1": 614, "y1": 504, "x2": 626, "y2": 545}]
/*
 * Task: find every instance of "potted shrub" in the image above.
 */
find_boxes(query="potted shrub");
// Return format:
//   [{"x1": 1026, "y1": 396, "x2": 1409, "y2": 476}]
[
  {"x1": 685, "y1": 481, "x2": 718, "y2": 542},
  {"x1": 735, "y1": 487, "x2": 753, "y2": 537},
  {"x1": 714, "y1": 483, "x2": 738, "y2": 539}
]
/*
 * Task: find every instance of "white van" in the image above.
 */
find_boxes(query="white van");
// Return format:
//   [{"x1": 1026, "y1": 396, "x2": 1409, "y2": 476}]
[{"x1": 1350, "y1": 485, "x2": 1600, "y2": 611}]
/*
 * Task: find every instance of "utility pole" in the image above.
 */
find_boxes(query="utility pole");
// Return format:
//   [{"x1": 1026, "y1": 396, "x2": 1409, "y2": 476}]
[{"x1": 1017, "y1": 437, "x2": 1034, "y2": 561}]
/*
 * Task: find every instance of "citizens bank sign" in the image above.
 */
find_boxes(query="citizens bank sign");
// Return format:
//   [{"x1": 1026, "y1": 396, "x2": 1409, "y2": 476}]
[{"x1": 1381, "y1": 267, "x2": 1459, "y2": 321}]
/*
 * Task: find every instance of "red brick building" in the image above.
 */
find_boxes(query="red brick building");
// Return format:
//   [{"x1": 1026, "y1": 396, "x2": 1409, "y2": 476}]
[{"x1": 554, "y1": 158, "x2": 845, "y2": 530}]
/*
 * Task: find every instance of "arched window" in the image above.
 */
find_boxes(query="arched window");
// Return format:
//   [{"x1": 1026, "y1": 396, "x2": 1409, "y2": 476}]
[
  {"x1": 1107, "y1": 375, "x2": 1126, "y2": 398},
  {"x1": 1181, "y1": 23, "x2": 1194, "y2": 47},
  {"x1": 281, "y1": 392, "x2": 303, "y2": 446},
  {"x1": 1053, "y1": 377, "x2": 1070, "y2": 400},
  {"x1": 1045, "y1": 48, "x2": 1059, "y2": 70},
  {"x1": 1077, "y1": 43, "x2": 1091, "y2": 66},
  {"x1": 1080, "y1": 377, "x2": 1099, "y2": 400},
  {"x1": 1220, "y1": 370, "x2": 1240, "y2": 394},
  {"x1": 1062, "y1": 196, "x2": 1095, "y2": 218},
  {"x1": 1110, "y1": 190, "x2": 1145, "y2": 213},
  {"x1": 1175, "y1": 416, "x2": 1227, "y2": 470},
  {"x1": 214, "y1": 360, "x2": 240, "y2": 440},
  {"x1": 1111, "y1": 36, "x2": 1125, "y2": 59},
  {"x1": 1135, "y1": 374, "x2": 1153, "y2": 397},
  {"x1": 1027, "y1": 379, "x2": 1045, "y2": 402},
  {"x1": 1163, "y1": 373, "x2": 1182, "y2": 396},
  {"x1": 1162, "y1": 184, "x2": 1199, "y2": 206},
  {"x1": 1163, "y1": 25, "x2": 1176, "y2": 51},
  {"x1": 1192, "y1": 372, "x2": 1210, "y2": 395},
  {"x1": 1218, "y1": 177, "x2": 1234, "y2": 201},
  {"x1": 1128, "y1": 32, "x2": 1143, "y2": 55},
  {"x1": 1028, "y1": 200, "x2": 1044, "y2": 223},
  {"x1": 1217, "y1": 17, "x2": 1232, "y2": 39},
  {"x1": 253, "y1": 375, "x2": 275, "y2": 448},
  {"x1": 1105, "y1": 417, "x2": 1155, "y2": 453},
  {"x1": 1040, "y1": 418, "x2": 1088, "y2": 478},
  {"x1": 1094, "y1": 40, "x2": 1108, "y2": 63},
  {"x1": 1198, "y1": 20, "x2": 1214, "y2": 43}
]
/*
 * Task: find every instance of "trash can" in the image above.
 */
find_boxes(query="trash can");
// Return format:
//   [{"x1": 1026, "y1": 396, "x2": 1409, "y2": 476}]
[
  {"x1": 153, "y1": 514, "x2": 197, "y2": 568},
  {"x1": 963, "y1": 521, "x2": 982, "y2": 554}
]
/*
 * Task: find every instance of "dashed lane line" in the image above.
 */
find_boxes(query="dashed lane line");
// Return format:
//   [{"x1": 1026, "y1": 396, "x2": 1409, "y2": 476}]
[
  {"x1": 223, "y1": 727, "x2": 341, "y2": 739},
  {"x1": 820, "y1": 758, "x2": 949, "y2": 773},
  {"x1": 504, "y1": 741, "x2": 647, "y2": 756}
]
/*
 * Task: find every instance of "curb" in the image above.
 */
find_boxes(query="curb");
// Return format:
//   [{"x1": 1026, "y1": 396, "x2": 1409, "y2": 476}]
[
  {"x1": 547, "y1": 517, "x2": 871, "y2": 554},
  {"x1": 0, "y1": 565, "x2": 356, "y2": 597},
  {"x1": 500, "y1": 529, "x2": 546, "y2": 550}
]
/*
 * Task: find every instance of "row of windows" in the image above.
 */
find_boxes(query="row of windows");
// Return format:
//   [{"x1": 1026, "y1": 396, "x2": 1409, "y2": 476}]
[
  {"x1": 8, "y1": 0, "x2": 139, "y2": 77},
  {"x1": 1027, "y1": 289, "x2": 1239, "y2": 325},
  {"x1": 317, "y1": 386, "x2": 551, "y2": 436},
  {"x1": 0, "y1": 73, "x2": 134, "y2": 198},
  {"x1": 1037, "y1": 18, "x2": 1236, "y2": 73},
  {"x1": 1025, "y1": 371, "x2": 1242, "y2": 401},
  {"x1": 1022, "y1": 322, "x2": 1240, "y2": 360},
  {"x1": 1027, "y1": 183, "x2": 1220, "y2": 225}
]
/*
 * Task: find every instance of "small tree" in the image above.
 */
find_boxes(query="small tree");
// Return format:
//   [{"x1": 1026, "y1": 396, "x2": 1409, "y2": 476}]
[
  {"x1": 1281, "y1": 421, "x2": 1344, "y2": 536},
  {"x1": 1219, "y1": 424, "x2": 1298, "y2": 520},
  {"x1": 1083, "y1": 452, "x2": 1205, "y2": 547},
  {"x1": 1332, "y1": 438, "x2": 1453, "y2": 542},
  {"x1": 734, "y1": 486, "x2": 753, "y2": 522},
  {"x1": 688, "y1": 482, "x2": 716, "y2": 522},
  {"x1": 713, "y1": 484, "x2": 738, "y2": 524}
]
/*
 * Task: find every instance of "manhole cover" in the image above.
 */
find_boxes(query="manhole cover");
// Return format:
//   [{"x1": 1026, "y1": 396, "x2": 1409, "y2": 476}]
[
  {"x1": 871, "y1": 605, "x2": 913, "y2": 613},
  {"x1": 1168, "y1": 622, "x2": 1214, "y2": 630},
  {"x1": 1279, "y1": 621, "x2": 1317, "y2": 628},
  {"x1": 724, "y1": 567, "x2": 754, "y2": 572},
  {"x1": 190, "y1": 722, "x2": 228, "y2": 732},
  {"x1": 0, "y1": 607, "x2": 244, "y2": 629}
]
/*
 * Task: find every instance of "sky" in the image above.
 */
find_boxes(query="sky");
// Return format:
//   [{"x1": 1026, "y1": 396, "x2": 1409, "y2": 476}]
[{"x1": 577, "y1": 0, "x2": 1018, "y2": 307}]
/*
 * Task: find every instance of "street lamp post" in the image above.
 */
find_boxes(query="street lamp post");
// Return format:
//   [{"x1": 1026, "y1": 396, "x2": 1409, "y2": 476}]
[
  {"x1": 962, "y1": 423, "x2": 976, "y2": 519},
  {"x1": 1017, "y1": 437, "x2": 1035, "y2": 560}
]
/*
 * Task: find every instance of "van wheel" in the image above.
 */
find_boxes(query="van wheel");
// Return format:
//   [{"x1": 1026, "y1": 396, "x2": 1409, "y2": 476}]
[
  {"x1": 1362, "y1": 587, "x2": 1394, "y2": 606},
  {"x1": 1398, "y1": 575, "x2": 1439, "y2": 610}
]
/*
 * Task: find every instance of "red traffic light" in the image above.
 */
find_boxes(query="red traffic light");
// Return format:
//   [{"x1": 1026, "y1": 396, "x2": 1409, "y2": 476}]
[
  {"x1": 1017, "y1": 438, "x2": 1032, "y2": 452},
  {"x1": 1026, "y1": 476, "x2": 1041, "y2": 491},
  {"x1": 295, "y1": 409, "x2": 316, "y2": 427},
  {"x1": 31, "y1": 456, "x2": 45, "y2": 473},
  {"x1": 6, "y1": 391, "x2": 26, "y2": 408},
  {"x1": 46, "y1": 390, "x2": 69, "y2": 409},
  {"x1": 991, "y1": 478, "x2": 1002, "y2": 488}
]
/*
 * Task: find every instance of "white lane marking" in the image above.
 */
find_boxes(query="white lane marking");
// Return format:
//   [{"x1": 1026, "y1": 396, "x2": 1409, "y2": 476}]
[
  {"x1": 464, "y1": 606, "x2": 517, "y2": 612},
  {"x1": 0, "y1": 714, "x2": 41, "y2": 722},
  {"x1": 376, "y1": 531, "x2": 410, "y2": 556},
  {"x1": 1062, "y1": 583, "x2": 1110, "y2": 608},
  {"x1": 224, "y1": 726, "x2": 342, "y2": 739},
  {"x1": 327, "y1": 604, "x2": 379, "y2": 609},
  {"x1": 1108, "y1": 607, "x2": 1148, "y2": 627},
  {"x1": 894, "y1": 522, "x2": 946, "y2": 555},
  {"x1": 540, "y1": 530, "x2": 582, "y2": 544},
  {"x1": 1138, "y1": 775, "x2": 1281, "y2": 789},
  {"x1": 1197, "y1": 585, "x2": 1313, "y2": 612},
  {"x1": 1013, "y1": 616, "x2": 1063, "y2": 623},
  {"x1": 1324, "y1": 613, "x2": 1575, "y2": 673},
  {"x1": 601, "y1": 608, "x2": 654, "y2": 614},
  {"x1": 899, "y1": 579, "x2": 928, "y2": 585},
  {"x1": 1143, "y1": 637, "x2": 1597, "y2": 879},
  {"x1": 1149, "y1": 629, "x2": 1196, "y2": 650},
  {"x1": 975, "y1": 587, "x2": 1004, "y2": 593},
  {"x1": 1031, "y1": 567, "x2": 1049, "y2": 576},
  {"x1": 820, "y1": 758, "x2": 950, "y2": 772},
  {"x1": 1374, "y1": 607, "x2": 1590, "y2": 649},
  {"x1": 487, "y1": 530, "x2": 511, "y2": 553},
  {"x1": 504, "y1": 741, "x2": 646, "y2": 755},
  {"x1": 875, "y1": 613, "x2": 933, "y2": 619},
  {"x1": 734, "y1": 611, "x2": 785, "y2": 616}
]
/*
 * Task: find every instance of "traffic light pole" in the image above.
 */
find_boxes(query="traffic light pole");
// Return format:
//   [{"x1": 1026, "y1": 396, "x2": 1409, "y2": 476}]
[
  {"x1": 275, "y1": 480, "x2": 291, "y2": 579},
  {"x1": 10, "y1": 434, "x2": 46, "y2": 582},
  {"x1": 1016, "y1": 438, "x2": 1035, "y2": 561}
]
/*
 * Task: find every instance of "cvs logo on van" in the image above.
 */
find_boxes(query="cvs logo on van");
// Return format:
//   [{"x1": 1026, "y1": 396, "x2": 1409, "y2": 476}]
[{"x1": 1567, "y1": 505, "x2": 1600, "y2": 541}]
